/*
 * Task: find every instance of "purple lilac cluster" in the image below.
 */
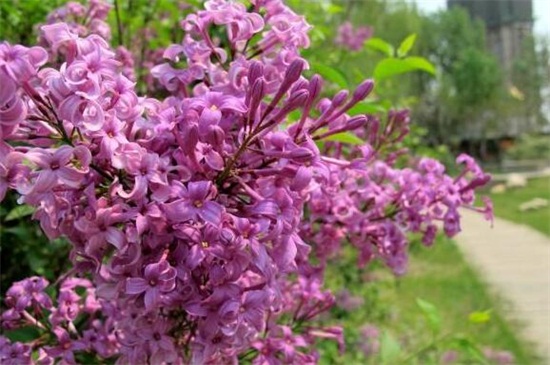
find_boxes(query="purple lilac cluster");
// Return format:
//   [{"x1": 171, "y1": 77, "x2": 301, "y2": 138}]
[
  {"x1": 334, "y1": 21, "x2": 373, "y2": 52},
  {"x1": 1, "y1": 277, "x2": 116, "y2": 365},
  {"x1": 0, "y1": 0, "x2": 492, "y2": 363},
  {"x1": 36, "y1": 0, "x2": 137, "y2": 82}
]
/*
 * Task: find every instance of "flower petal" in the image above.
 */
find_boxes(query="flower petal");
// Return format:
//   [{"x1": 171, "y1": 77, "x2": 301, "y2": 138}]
[{"x1": 125, "y1": 278, "x2": 147, "y2": 295}]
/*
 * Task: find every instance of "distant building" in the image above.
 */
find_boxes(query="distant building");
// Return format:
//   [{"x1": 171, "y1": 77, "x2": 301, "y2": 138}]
[
  {"x1": 447, "y1": 0, "x2": 534, "y2": 80},
  {"x1": 448, "y1": 0, "x2": 543, "y2": 150}
]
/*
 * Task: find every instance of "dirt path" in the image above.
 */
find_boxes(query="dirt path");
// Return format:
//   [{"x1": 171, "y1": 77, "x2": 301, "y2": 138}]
[{"x1": 456, "y1": 210, "x2": 550, "y2": 363}]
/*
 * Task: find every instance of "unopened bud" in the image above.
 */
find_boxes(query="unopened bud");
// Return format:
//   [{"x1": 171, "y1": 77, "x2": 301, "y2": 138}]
[
  {"x1": 346, "y1": 115, "x2": 368, "y2": 130},
  {"x1": 287, "y1": 147, "x2": 315, "y2": 162},
  {"x1": 331, "y1": 90, "x2": 349, "y2": 108},
  {"x1": 308, "y1": 75, "x2": 323, "y2": 104},
  {"x1": 352, "y1": 79, "x2": 374, "y2": 102},
  {"x1": 285, "y1": 89, "x2": 309, "y2": 110},
  {"x1": 291, "y1": 79, "x2": 309, "y2": 95},
  {"x1": 282, "y1": 59, "x2": 306, "y2": 88},
  {"x1": 249, "y1": 78, "x2": 265, "y2": 114},
  {"x1": 248, "y1": 61, "x2": 264, "y2": 85}
]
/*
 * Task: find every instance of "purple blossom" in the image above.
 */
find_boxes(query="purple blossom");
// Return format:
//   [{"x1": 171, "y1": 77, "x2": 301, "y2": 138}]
[
  {"x1": 5, "y1": 277, "x2": 52, "y2": 311},
  {"x1": 126, "y1": 259, "x2": 177, "y2": 310},
  {"x1": 0, "y1": 1, "x2": 493, "y2": 363},
  {"x1": 44, "y1": 328, "x2": 87, "y2": 365},
  {"x1": 164, "y1": 181, "x2": 224, "y2": 225},
  {"x1": 0, "y1": 338, "x2": 32, "y2": 365}
]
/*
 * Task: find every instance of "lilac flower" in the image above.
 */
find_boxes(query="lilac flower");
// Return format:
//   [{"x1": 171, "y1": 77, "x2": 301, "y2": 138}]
[
  {"x1": 194, "y1": 91, "x2": 247, "y2": 128},
  {"x1": 164, "y1": 181, "x2": 224, "y2": 225},
  {"x1": 0, "y1": 148, "x2": 28, "y2": 201},
  {"x1": 204, "y1": 0, "x2": 264, "y2": 44},
  {"x1": 0, "y1": 338, "x2": 32, "y2": 365},
  {"x1": 443, "y1": 208, "x2": 461, "y2": 237},
  {"x1": 74, "y1": 205, "x2": 128, "y2": 253},
  {"x1": 0, "y1": 42, "x2": 48, "y2": 81},
  {"x1": 44, "y1": 328, "x2": 87, "y2": 365},
  {"x1": 135, "y1": 318, "x2": 178, "y2": 364},
  {"x1": 126, "y1": 259, "x2": 177, "y2": 310},
  {"x1": 25, "y1": 146, "x2": 91, "y2": 192},
  {"x1": 5, "y1": 277, "x2": 52, "y2": 311}
]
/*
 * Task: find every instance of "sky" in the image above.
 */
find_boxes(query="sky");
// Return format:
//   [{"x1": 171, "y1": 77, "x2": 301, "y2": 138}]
[{"x1": 411, "y1": 0, "x2": 550, "y2": 37}]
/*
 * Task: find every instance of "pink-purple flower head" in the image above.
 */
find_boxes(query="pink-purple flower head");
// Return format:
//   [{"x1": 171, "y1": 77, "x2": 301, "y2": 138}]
[
  {"x1": 5, "y1": 277, "x2": 52, "y2": 311},
  {"x1": 164, "y1": 181, "x2": 224, "y2": 226},
  {"x1": 126, "y1": 259, "x2": 177, "y2": 310},
  {"x1": 335, "y1": 21, "x2": 373, "y2": 51}
]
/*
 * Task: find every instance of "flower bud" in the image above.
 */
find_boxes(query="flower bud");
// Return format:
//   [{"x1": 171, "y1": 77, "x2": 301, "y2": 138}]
[
  {"x1": 352, "y1": 79, "x2": 374, "y2": 102},
  {"x1": 248, "y1": 60, "x2": 264, "y2": 85},
  {"x1": 308, "y1": 75, "x2": 323, "y2": 104},
  {"x1": 331, "y1": 90, "x2": 349, "y2": 108},
  {"x1": 281, "y1": 59, "x2": 306, "y2": 90},
  {"x1": 248, "y1": 78, "x2": 265, "y2": 117},
  {"x1": 346, "y1": 115, "x2": 368, "y2": 130}
]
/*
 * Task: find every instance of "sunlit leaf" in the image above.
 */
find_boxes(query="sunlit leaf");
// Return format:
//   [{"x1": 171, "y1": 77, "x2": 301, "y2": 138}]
[
  {"x1": 325, "y1": 132, "x2": 364, "y2": 145},
  {"x1": 404, "y1": 56, "x2": 436, "y2": 75},
  {"x1": 380, "y1": 330, "x2": 402, "y2": 364},
  {"x1": 5, "y1": 205, "x2": 34, "y2": 221},
  {"x1": 374, "y1": 57, "x2": 436, "y2": 81},
  {"x1": 416, "y1": 298, "x2": 442, "y2": 333},
  {"x1": 365, "y1": 38, "x2": 395, "y2": 57},
  {"x1": 397, "y1": 33, "x2": 417, "y2": 57},
  {"x1": 326, "y1": 4, "x2": 344, "y2": 14},
  {"x1": 348, "y1": 101, "x2": 388, "y2": 115},
  {"x1": 468, "y1": 309, "x2": 492, "y2": 324},
  {"x1": 374, "y1": 59, "x2": 414, "y2": 80}
]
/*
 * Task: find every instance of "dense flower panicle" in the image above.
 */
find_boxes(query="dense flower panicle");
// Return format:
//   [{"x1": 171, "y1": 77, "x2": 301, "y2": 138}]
[{"x1": 0, "y1": 0, "x2": 492, "y2": 363}]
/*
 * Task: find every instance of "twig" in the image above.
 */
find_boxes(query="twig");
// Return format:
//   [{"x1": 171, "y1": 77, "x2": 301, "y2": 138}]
[{"x1": 114, "y1": 0, "x2": 124, "y2": 46}]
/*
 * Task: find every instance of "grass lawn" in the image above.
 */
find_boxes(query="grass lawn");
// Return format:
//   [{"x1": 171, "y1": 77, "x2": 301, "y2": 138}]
[
  {"x1": 487, "y1": 177, "x2": 550, "y2": 236},
  {"x1": 319, "y1": 237, "x2": 540, "y2": 364}
]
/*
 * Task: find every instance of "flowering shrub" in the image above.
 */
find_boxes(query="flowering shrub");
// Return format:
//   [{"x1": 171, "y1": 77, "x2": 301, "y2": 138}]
[{"x1": 0, "y1": 0, "x2": 492, "y2": 364}]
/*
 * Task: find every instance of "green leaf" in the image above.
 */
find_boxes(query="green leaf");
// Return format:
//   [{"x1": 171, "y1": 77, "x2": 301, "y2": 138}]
[
  {"x1": 325, "y1": 132, "x2": 364, "y2": 145},
  {"x1": 397, "y1": 33, "x2": 417, "y2": 57},
  {"x1": 326, "y1": 3, "x2": 344, "y2": 14},
  {"x1": 380, "y1": 330, "x2": 402, "y2": 364},
  {"x1": 348, "y1": 101, "x2": 388, "y2": 115},
  {"x1": 452, "y1": 337, "x2": 490, "y2": 364},
  {"x1": 5, "y1": 205, "x2": 34, "y2": 221},
  {"x1": 416, "y1": 298, "x2": 442, "y2": 333},
  {"x1": 310, "y1": 28, "x2": 326, "y2": 42},
  {"x1": 373, "y1": 57, "x2": 436, "y2": 81},
  {"x1": 404, "y1": 56, "x2": 436, "y2": 75},
  {"x1": 311, "y1": 63, "x2": 348, "y2": 88},
  {"x1": 468, "y1": 309, "x2": 492, "y2": 324},
  {"x1": 365, "y1": 38, "x2": 395, "y2": 57},
  {"x1": 4, "y1": 327, "x2": 41, "y2": 342},
  {"x1": 374, "y1": 59, "x2": 413, "y2": 80}
]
